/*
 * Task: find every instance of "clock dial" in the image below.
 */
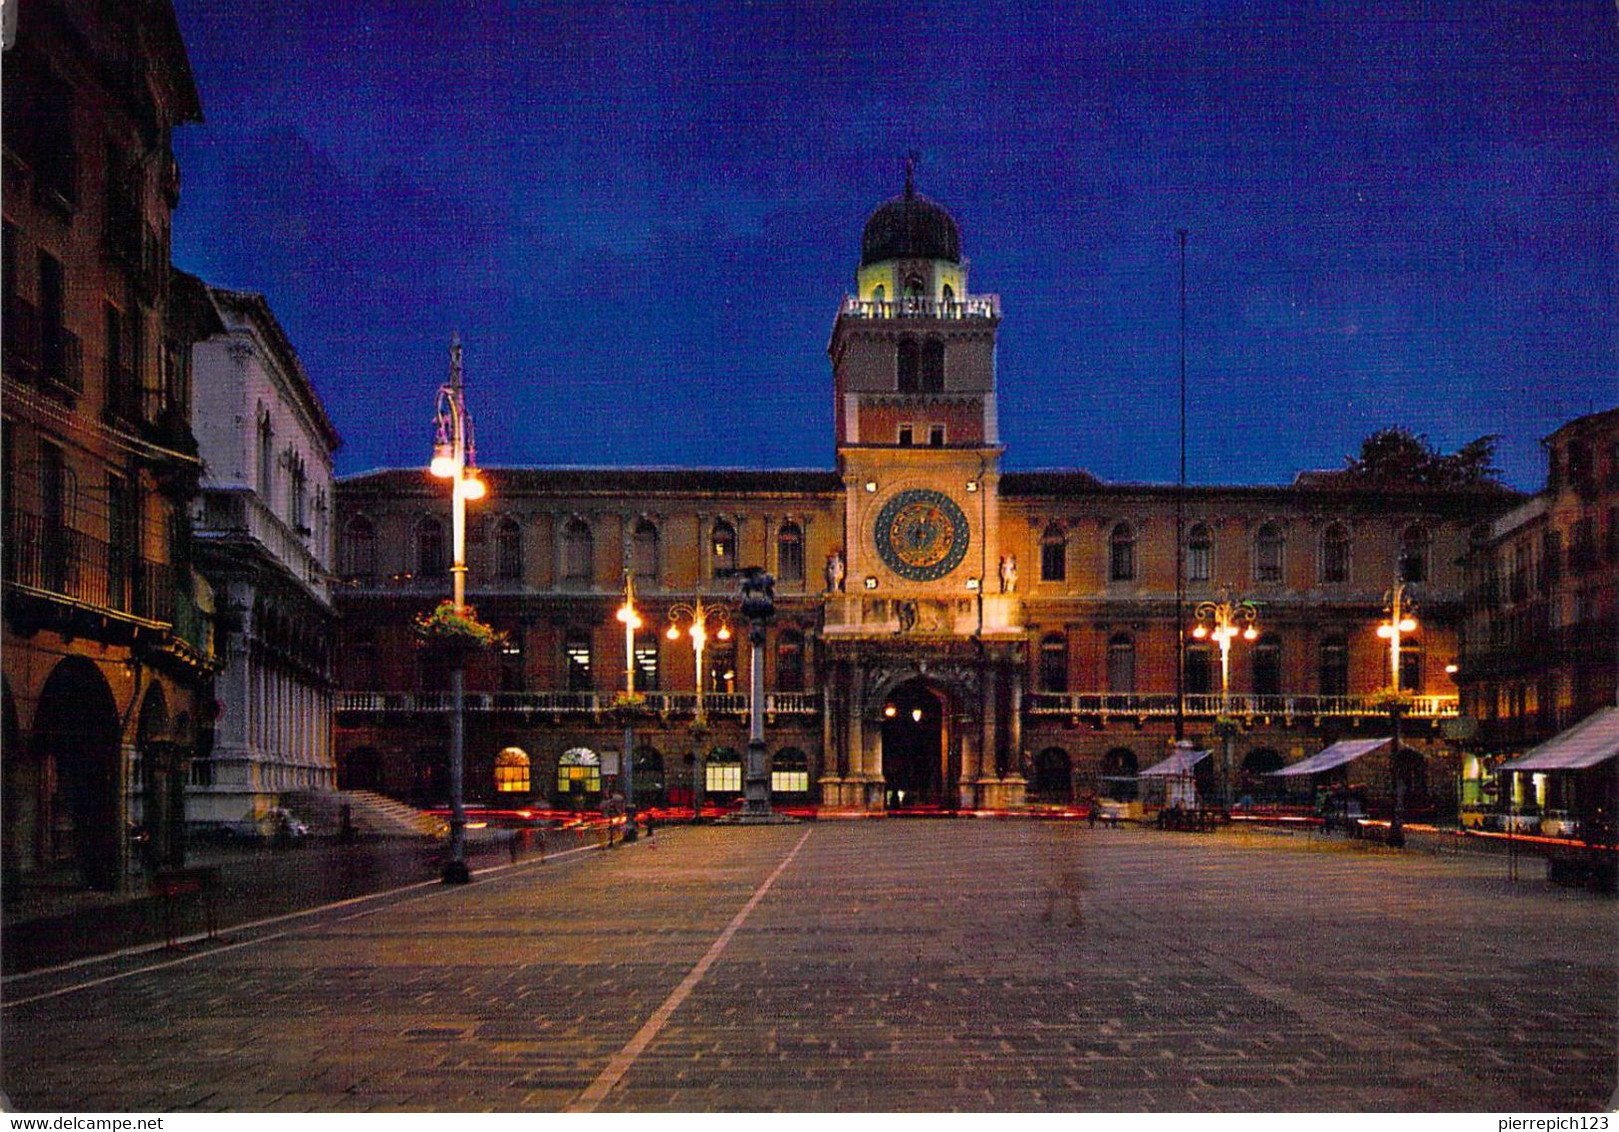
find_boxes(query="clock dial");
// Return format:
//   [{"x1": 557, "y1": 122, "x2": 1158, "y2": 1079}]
[{"x1": 874, "y1": 488, "x2": 970, "y2": 581}]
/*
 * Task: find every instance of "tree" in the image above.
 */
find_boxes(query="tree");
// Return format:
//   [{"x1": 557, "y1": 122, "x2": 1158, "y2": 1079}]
[{"x1": 1340, "y1": 428, "x2": 1502, "y2": 488}]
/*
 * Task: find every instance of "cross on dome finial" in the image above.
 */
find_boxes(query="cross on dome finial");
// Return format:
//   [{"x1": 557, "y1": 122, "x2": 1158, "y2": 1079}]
[{"x1": 904, "y1": 151, "x2": 918, "y2": 199}]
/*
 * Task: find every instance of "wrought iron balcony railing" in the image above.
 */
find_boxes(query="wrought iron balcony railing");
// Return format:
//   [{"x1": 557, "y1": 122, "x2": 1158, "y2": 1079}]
[{"x1": 3, "y1": 507, "x2": 174, "y2": 624}]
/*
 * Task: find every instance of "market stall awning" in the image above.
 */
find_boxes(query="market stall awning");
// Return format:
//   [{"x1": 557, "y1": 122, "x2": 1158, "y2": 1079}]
[
  {"x1": 1269, "y1": 737, "x2": 1391, "y2": 777},
  {"x1": 1496, "y1": 707, "x2": 1619, "y2": 773},
  {"x1": 1139, "y1": 747, "x2": 1211, "y2": 777}
]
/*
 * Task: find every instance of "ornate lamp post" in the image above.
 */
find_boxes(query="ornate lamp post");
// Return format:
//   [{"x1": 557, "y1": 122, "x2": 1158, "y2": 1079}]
[
  {"x1": 1191, "y1": 587, "x2": 1259, "y2": 810},
  {"x1": 615, "y1": 570, "x2": 643, "y2": 842},
  {"x1": 1377, "y1": 581, "x2": 1418, "y2": 847},
  {"x1": 739, "y1": 567, "x2": 776, "y2": 819},
  {"x1": 429, "y1": 332, "x2": 486, "y2": 884},
  {"x1": 665, "y1": 597, "x2": 732, "y2": 821}
]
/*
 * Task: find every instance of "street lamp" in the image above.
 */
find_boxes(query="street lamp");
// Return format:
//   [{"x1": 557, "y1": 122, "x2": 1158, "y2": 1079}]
[
  {"x1": 1191, "y1": 587, "x2": 1259, "y2": 810},
  {"x1": 1377, "y1": 581, "x2": 1418, "y2": 847},
  {"x1": 615, "y1": 570, "x2": 643, "y2": 842},
  {"x1": 665, "y1": 597, "x2": 732, "y2": 820},
  {"x1": 429, "y1": 331, "x2": 485, "y2": 884}
]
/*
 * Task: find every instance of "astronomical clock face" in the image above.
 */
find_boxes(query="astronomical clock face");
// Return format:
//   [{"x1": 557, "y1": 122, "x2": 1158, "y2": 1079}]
[{"x1": 874, "y1": 488, "x2": 970, "y2": 582}]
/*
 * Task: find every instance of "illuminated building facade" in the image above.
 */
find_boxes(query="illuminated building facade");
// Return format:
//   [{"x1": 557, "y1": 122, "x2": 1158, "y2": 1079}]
[
  {"x1": 1454, "y1": 408, "x2": 1618, "y2": 831},
  {"x1": 2, "y1": 0, "x2": 217, "y2": 889},
  {"x1": 334, "y1": 181, "x2": 1517, "y2": 817}
]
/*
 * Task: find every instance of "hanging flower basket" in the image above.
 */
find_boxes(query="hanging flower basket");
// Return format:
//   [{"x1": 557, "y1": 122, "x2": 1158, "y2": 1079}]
[
  {"x1": 608, "y1": 691, "x2": 653, "y2": 719},
  {"x1": 1367, "y1": 689, "x2": 1415, "y2": 713},
  {"x1": 413, "y1": 601, "x2": 502, "y2": 658}
]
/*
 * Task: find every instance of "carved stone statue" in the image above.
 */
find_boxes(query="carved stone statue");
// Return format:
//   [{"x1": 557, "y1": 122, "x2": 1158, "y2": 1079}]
[
  {"x1": 999, "y1": 554, "x2": 1018, "y2": 594},
  {"x1": 825, "y1": 549, "x2": 846, "y2": 593},
  {"x1": 896, "y1": 600, "x2": 918, "y2": 633}
]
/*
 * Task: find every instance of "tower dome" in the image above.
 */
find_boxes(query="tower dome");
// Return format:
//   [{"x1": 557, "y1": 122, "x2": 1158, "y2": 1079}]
[{"x1": 860, "y1": 176, "x2": 962, "y2": 267}]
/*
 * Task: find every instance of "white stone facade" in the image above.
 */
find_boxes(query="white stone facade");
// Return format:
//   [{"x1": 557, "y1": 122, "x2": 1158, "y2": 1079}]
[{"x1": 189, "y1": 289, "x2": 341, "y2": 833}]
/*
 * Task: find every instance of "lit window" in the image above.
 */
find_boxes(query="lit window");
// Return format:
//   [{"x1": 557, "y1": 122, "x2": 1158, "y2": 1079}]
[
  {"x1": 706, "y1": 749, "x2": 742, "y2": 793},
  {"x1": 711, "y1": 520, "x2": 736, "y2": 577},
  {"x1": 495, "y1": 747, "x2": 531, "y2": 793},
  {"x1": 557, "y1": 748, "x2": 600, "y2": 794},
  {"x1": 772, "y1": 747, "x2": 810, "y2": 795}
]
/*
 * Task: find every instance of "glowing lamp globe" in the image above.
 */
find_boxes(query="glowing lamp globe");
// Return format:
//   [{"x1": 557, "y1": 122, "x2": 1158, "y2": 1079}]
[
  {"x1": 1399, "y1": 618, "x2": 1417, "y2": 633},
  {"x1": 1377, "y1": 624, "x2": 1394, "y2": 639},
  {"x1": 430, "y1": 446, "x2": 457, "y2": 478}
]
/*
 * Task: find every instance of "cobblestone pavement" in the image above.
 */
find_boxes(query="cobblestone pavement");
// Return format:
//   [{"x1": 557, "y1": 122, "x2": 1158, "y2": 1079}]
[{"x1": 1, "y1": 823, "x2": 1613, "y2": 1112}]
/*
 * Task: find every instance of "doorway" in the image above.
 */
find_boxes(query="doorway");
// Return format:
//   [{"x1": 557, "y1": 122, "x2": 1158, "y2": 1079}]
[{"x1": 880, "y1": 679, "x2": 946, "y2": 809}]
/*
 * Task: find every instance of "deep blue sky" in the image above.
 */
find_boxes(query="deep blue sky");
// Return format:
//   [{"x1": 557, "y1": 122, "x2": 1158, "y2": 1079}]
[{"x1": 169, "y1": 1, "x2": 1616, "y2": 490}]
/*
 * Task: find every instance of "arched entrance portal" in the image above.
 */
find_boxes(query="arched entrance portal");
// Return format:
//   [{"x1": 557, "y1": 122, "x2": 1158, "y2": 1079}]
[
  {"x1": 33, "y1": 658, "x2": 123, "y2": 890},
  {"x1": 880, "y1": 679, "x2": 947, "y2": 810}
]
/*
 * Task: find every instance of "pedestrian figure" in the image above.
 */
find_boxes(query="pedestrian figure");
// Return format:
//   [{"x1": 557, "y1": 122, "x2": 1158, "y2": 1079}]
[{"x1": 508, "y1": 828, "x2": 521, "y2": 864}]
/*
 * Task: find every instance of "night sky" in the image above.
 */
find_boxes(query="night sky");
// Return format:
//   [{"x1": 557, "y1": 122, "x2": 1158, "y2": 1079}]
[{"x1": 168, "y1": 1, "x2": 1616, "y2": 491}]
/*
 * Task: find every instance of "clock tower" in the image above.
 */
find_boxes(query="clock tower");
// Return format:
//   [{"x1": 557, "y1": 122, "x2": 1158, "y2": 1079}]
[{"x1": 820, "y1": 170, "x2": 1027, "y2": 813}]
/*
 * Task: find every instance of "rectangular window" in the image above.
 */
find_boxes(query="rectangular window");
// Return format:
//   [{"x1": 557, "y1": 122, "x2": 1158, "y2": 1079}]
[
  {"x1": 1040, "y1": 539, "x2": 1066, "y2": 583},
  {"x1": 929, "y1": 425, "x2": 945, "y2": 447},
  {"x1": 707, "y1": 762, "x2": 743, "y2": 793},
  {"x1": 897, "y1": 424, "x2": 913, "y2": 447},
  {"x1": 566, "y1": 637, "x2": 593, "y2": 692},
  {"x1": 634, "y1": 643, "x2": 659, "y2": 691},
  {"x1": 771, "y1": 769, "x2": 810, "y2": 794}
]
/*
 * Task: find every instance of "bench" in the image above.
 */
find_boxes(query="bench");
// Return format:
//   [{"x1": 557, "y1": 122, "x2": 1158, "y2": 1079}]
[{"x1": 150, "y1": 866, "x2": 220, "y2": 947}]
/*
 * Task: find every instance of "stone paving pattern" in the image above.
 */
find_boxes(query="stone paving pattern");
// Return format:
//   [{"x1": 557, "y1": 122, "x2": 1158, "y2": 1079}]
[{"x1": 2, "y1": 823, "x2": 1613, "y2": 1112}]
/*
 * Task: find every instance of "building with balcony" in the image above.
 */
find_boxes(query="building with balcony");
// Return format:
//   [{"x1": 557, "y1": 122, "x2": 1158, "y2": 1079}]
[
  {"x1": 188, "y1": 284, "x2": 342, "y2": 834},
  {"x1": 2, "y1": 0, "x2": 215, "y2": 890},
  {"x1": 334, "y1": 174, "x2": 1518, "y2": 819},
  {"x1": 1455, "y1": 408, "x2": 1619, "y2": 832}
]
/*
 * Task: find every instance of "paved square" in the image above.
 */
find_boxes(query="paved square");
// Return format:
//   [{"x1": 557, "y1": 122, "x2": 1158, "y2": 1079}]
[{"x1": 2, "y1": 824, "x2": 1614, "y2": 1111}]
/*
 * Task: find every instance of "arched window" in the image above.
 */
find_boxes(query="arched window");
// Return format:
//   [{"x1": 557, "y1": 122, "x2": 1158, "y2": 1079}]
[
  {"x1": 777, "y1": 522, "x2": 804, "y2": 585},
  {"x1": 903, "y1": 276, "x2": 925, "y2": 300},
  {"x1": 706, "y1": 747, "x2": 743, "y2": 794},
  {"x1": 776, "y1": 630, "x2": 805, "y2": 693},
  {"x1": 1039, "y1": 633, "x2": 1068, "y2": 693},
  {"x1": 1252, "y1": 632, "x2": 1283, "y2": 696},
  {"x1": 1321, "y1": 522, "x2": 1350, "y2": 584},
  {"x1": 1254, "y1": 522, "x2": 1284, "y2": 583},
  {"x1": 710, "y1": 519, "x2": 737, "y2": 577},
  {"x1": 495, "y1": 517, "x2": 523, "y2": 582},
  {"x1": 494, "y1": 747, "x2": 531, "y2": 794},
  {"x1": 1106, "y1": 633, "x2": 1136, "y2": 693},
  {"x1": 342, "y1": 515, "x2": 377, "y2": 585},
  {"x1": 562, "y1": 518, "x2": 593, "y2": 586},
  {"x1": 632, "y1": 520, "x2": 660, "y2": 587},
  {"x1": 1033, "y1": 747, "x2": 1072, "y2": 802},
  {"x1": 257, "y1": 410, "x2": 275, "y2": 497},
  {"x1": 1185, "y1": 642, "x2": 1213, "y2": 695},
  {"x1": 1101, "y1": 748, "x2": 1138, "y2": 802},
  {"x1": 1399, "y1": 523, "x2": 1430, "y2": 584},
  {"x1": 417, "y1": 517, "x2": 447, "y2": 578},
  {"x1": 1040, "y1": 523, "x2": 1067, "y2": 583},
  {"x1": 557, "y1": 748, "x2": 600, "y2": 795},
  {"x1": 921, "y1": 338, "x2": 945, "y2": 392},
  {"x1": 1109, "y1": 522, "x2": 1135, "y2": 582},
  {"x1": 772, "y1": 747, "x2": 810, "y2": 795},
  {"x1": 896, "y1": 337, "x2": 920, "y2": 392},
  {"x1": 941, "y1": 283, "x2": 955, "y2": 305},
  {"x1": 564, "y1": 629, "x2": 593, "y2": 692},
  {"x1": 871, "y1": 284, "x2": 885, "y2": 305},
  {"x1": 1319, "y1": 634, "x2": 1349, "y2": 696},
  {"x1": 1187, "y1": 523, "x2": 1212, "y2": 583}
]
